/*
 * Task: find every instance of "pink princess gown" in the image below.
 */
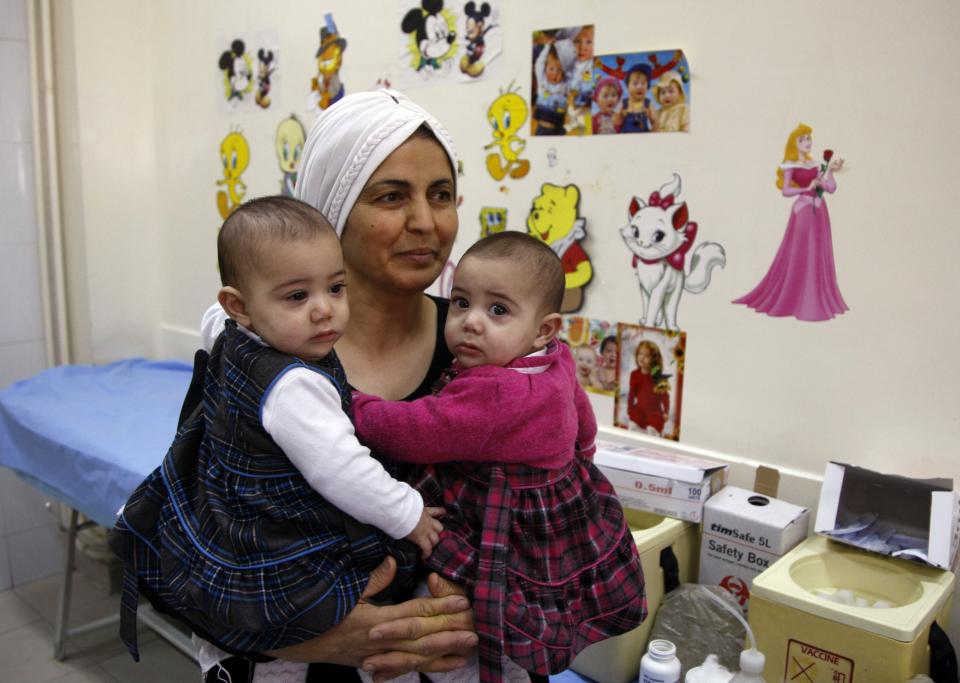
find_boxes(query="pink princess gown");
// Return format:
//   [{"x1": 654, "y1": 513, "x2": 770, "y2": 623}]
[{"x1": 733, "y1": 164, "x2": 848, "y2": 321}]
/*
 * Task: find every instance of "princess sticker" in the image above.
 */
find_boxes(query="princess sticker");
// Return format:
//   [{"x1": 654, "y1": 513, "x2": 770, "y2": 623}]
[{"x1": 733, "y1": 123, "x2": 848, "y2": 321}]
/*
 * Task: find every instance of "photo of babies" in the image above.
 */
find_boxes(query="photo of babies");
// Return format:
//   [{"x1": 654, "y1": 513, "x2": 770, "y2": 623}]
[
  {"x1": 591, "y1": 49, "x2": 690, "y2": 134},
  {"x1": 530, "y1": 25, "x2": 595, "y2": 136},
  {"x1": 559, "y1": 316, "x2": 617, "y2": 396},
  {"x1": 614, "y1": 323, "x2": 685, "y2": 440}
]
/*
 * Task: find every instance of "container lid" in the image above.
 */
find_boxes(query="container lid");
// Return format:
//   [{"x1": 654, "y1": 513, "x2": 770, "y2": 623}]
[{"x1": 739, "y1": 649, "x2": 765, "y2": 674}]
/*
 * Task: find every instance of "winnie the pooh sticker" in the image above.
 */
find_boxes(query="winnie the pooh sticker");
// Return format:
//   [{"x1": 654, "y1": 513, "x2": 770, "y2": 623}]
[{"x1": 527, "y1": 183, "x2": 592, "y2": 312}]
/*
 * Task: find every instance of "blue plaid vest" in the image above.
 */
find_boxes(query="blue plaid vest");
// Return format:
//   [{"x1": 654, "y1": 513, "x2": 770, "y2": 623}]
[{"x1": 109, "y1": 321, "x2": 416, "y2": 660}]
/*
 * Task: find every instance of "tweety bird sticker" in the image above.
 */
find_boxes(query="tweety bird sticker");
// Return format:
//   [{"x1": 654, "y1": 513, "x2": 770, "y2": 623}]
[
  {"x1": 484, "y1": 83, "x2": 530, "y2": 181},
  {"x1": 216, "y1": 128, "x2": 250, "y2": 219},
  {"x1": 275, "y1": 115, "x2": 306, "y2": 197}
]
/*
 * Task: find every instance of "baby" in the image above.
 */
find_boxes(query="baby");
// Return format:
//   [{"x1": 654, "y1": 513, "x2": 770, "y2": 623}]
[
  {"x1": 533, "y1": 38, "x2": 575, "y2": 135},
  {"x1": 621, "y1": 63, "x2": 655, "y2": 133},
  {"x1": 110, "y1": 196, "x2": 443, "y2": 673},
  {"x1": 592, "y1": 76, "x2": 623, "y2": 134},
  {"x1": 653, "y1": 70, "x2": 689, "y2": 132},
  {"x1": 352, "y1": 231, "x2": 647, "y2": 682}
]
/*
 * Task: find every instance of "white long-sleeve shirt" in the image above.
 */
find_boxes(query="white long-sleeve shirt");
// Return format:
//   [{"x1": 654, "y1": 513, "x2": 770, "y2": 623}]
[{"x1": 201, "y1": 303, "x2": 423, "y2": 540}]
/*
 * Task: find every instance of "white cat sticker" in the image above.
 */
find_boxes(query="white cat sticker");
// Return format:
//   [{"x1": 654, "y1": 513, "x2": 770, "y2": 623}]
[{"x1": 620, "y1": 174, "x2": 726, "y2": 330}]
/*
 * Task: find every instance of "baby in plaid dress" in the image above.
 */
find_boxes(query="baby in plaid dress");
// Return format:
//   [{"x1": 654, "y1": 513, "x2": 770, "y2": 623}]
[
  {"x1": 109, "y1": 197, "x2": 443, "y2": 678},
  {"x1": 352, "y1": 232, "x2": 648, "y2": 683}
]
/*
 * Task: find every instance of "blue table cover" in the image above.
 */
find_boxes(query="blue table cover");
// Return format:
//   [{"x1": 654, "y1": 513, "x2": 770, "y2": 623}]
[{"x1": 0, "y1": 358, "x2": 193, "y2": 527}]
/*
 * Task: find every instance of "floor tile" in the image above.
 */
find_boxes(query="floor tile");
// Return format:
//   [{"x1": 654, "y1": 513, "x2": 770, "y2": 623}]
[
  {"x1": 0, "y1": 587, "x2": 43, "y2": 635},
  {"x1": 0, "y1": 619, "x2": 97, "y2": 682},
  {"x1": 98, "y1": 634, "x2": 200, "y2": 683}
]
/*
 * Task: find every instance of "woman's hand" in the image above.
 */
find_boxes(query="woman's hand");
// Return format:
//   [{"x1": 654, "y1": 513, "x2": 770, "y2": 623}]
[
  {"x1": 265, "y1": 557, "x2": 476, "y2": 680},
  {"x1": 362, "y1": 572, "x2": 476, "y2": 682}
]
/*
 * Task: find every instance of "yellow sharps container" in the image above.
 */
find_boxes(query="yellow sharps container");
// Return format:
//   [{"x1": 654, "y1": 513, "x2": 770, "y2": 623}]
[
  {"x1": 749, "y1": 535, "x2": 955, "y2": 683},
  {"x1": 570, "y1": 509, "x2": 699, "y2": 683}
]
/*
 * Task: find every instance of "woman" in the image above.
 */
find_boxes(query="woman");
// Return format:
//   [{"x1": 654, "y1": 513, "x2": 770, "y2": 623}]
[
  {"x1": 199, "y1": 89, "x2": 475, "y2": 683},
  {"x1": 733, "y1": 123, "x2": 848, "y2": 321}
]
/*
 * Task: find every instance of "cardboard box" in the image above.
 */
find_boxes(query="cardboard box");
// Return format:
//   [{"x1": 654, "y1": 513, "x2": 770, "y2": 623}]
[
  {"x1": 594, "y1": 440, "x2": 727, "y2": 522},
  {"x1": 815, "y1": 462, "x2": 960, "y2": 570},
  {"x1": 699, "y1": 485, "x2": 809, "y2": 611}
]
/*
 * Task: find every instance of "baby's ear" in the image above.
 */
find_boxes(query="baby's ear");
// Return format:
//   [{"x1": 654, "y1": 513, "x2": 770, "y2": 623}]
[
  {"x1": 534, "y1": 312, "x2": 563, "y2": 349},
  {"x1": 218, "y1": 286, "x2": 251, "y2": 328}
]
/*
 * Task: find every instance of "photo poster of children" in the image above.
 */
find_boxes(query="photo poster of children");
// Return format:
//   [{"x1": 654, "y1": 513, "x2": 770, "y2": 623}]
[
  {"x1": 613, "y1": 322, "x2": 686, "y2": 440},
  {"x1": 559, "y1": 316, "x2": 617, "y2": 396},
  {"x1": 216, "y1": 30, "x2": 280, "y2": 114},
  {"x1": 592, "y1": 49, "x2": 690, "y2": 135},
  {"x1": 531, "y1": 24, "x2": 595, "y2": 136}
]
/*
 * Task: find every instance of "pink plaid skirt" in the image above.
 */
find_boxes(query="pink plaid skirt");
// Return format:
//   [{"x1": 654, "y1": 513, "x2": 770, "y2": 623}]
[{"x1": 413, "y1": 457, "x2": 647, "y2": 681}]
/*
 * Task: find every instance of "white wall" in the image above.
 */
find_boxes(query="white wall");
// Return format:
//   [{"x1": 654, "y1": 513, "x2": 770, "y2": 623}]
[
  {"x1": 0, "y1": 0, "x2": 64, "y2": 589},
  {"x1": 56, "y1": 0, "x2": 960, "y2": 482}
]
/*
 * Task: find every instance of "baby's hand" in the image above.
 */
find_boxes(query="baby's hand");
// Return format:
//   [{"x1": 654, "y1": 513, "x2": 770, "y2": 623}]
[{"x1": 407, "y1": 507, "x2": 445, "y2": 559}]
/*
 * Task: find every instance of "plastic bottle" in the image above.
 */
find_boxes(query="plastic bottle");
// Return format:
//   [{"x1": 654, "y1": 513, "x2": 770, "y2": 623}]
[
  {"x1": 685, "y1": 654, "x2": 733, "y2": 683},
  {"x1": 699, "y1": 587, "x2": 768, "y2": 683},
  {"x1": 729, "y1": 647, "x2": 766, "y2": 683},
  {"x1": 640, "y1": 638, "x2": 682, "y2": 683}
]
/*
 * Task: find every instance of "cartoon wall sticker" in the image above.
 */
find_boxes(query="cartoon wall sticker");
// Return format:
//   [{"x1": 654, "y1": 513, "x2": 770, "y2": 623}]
[
  {"x1": 255, "y1": 49, "x2": 276, "y2": 109},
  {"x1": 216, "y1": 128, "x2": 250, "y2": 220},
  {"x1": 436, "y1": 259, "x2": 456, "y2": 299},
  {"x1": 559, "y1": 316, "x2": 617, "y2": 395},
  {"x1": 733, "y1": 124, "x2": 848, "y2": 321},
  {"x1": 479, "y1": 206, "x2": 507, "y2": 238},
  {"x1": 216, "y1": 31, "x2": 279, "y2": 113},
  {"x1": 614, "y1": 323, "x2": 685, "y2": 441},
  {"x1": 527, "y1": 183, "x2": 592, "y2": 313},
  {"x1": 401, "y1": 0, "x2": 458, "y2": 76},
  {"x1": 218, "y1": 39, "x2": 254, "y2": 105},
  {"x1": 484, "y1": 83, "x2": 531, "y2": 181},
  {"x1": 275, "y1": 114, "x2": 306, "y2": 197},
  {"x1": 592, "y1": 50, "x2": 690, "y2": 134},
  {"x1": 620, "y1": 174, "x2": 725, "y2": 330},
  {"x1": 459, "y1": 1, "x2": 501, "y2": 79},
  {"x1": 308, "y1": 14, "x2": 347, "y2": 113}
]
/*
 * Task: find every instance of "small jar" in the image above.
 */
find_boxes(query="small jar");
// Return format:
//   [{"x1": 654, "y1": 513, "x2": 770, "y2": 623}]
[{"x1": 640, "y1": 638, "x2": 682, "y2": 683}]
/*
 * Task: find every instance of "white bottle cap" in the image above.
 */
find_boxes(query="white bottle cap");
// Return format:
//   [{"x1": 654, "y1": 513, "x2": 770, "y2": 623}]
[{"x1": 739, "y1": 648, "x2": 765, "y2": 674}]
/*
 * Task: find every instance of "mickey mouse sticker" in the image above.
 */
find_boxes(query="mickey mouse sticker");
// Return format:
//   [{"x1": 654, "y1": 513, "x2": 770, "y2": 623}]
[
  {"x1": 401, "y1": 0, "x2": 457, "y2": 75},
  {"x1": 218, "y1": 39, "x2": 253, "y2": 105}
]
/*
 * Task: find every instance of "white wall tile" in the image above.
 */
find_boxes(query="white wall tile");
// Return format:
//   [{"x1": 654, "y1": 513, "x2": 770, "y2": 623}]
[
  {"x1": 0, "y1": 38, "x2": 31, "y2": 143},
  {"x1": 0, "y1": 0, "x2": 27, "y2": 41},
  {"x1": 0, "y1": 339, "x2": 46, "y2": 388},
  {"x1": 8, "y1": 523, "x2": 64, "y2": 585},
  {"x1": 0, "y1": 471, "x2": 55, "y2": 535},
  {"x1": 0, "y1": 141, "x2": 37, "y2": 246},
  {"x1": 0, "y1": 243, "x2": 43, "y2": 344},
  {"x1": 0, "y1": 537, "x2": 11, "y2": 592}
]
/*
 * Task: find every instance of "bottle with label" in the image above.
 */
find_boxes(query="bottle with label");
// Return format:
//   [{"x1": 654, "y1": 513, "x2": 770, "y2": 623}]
[{"x1": 640, "y1": 639, "x2": 682, "y2": 683}]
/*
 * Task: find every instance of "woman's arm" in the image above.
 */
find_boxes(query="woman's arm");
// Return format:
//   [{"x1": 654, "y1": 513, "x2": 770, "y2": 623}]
[{"x1": 267, "y1": 557, "x2": 476, "y2": 681}]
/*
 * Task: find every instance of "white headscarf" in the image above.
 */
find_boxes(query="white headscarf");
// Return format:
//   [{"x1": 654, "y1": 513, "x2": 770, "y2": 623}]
[{"x1": 295, "y1": 89, "x2": 458, "y2": 236}]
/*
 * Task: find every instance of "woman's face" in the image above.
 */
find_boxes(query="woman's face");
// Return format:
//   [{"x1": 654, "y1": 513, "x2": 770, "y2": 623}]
[
  {"x1": 797, "y1": 133, "x2": 813, "y2": 156},
  {"x1": 341, "y1": 134, "x2": 458, "y2": 294}
]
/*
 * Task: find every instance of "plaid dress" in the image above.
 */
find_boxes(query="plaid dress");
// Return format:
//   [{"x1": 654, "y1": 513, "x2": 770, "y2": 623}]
[
  {"x1": 109, "y1": 322, "x2": 416, "y2": 660},
  {"x1": 356, "y1": 342, "x2": 648, "y2": 682}
]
